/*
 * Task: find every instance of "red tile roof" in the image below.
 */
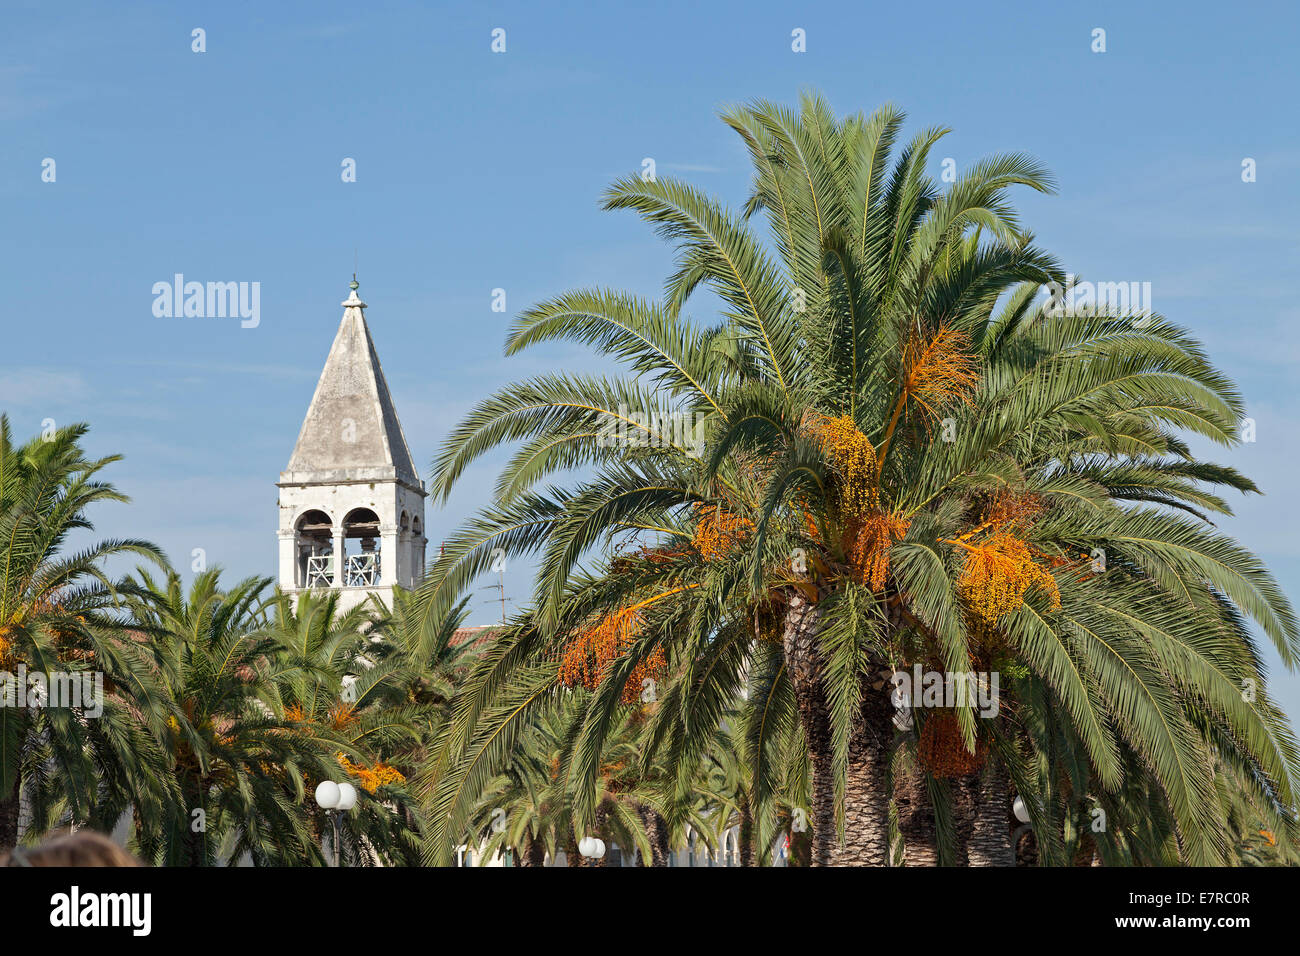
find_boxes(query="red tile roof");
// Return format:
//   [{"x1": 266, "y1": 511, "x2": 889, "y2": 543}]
[{"x1": 449, "y1": 626, "x2": 499, "y2": 650}]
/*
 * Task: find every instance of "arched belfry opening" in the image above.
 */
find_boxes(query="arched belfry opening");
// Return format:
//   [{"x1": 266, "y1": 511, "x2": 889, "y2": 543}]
[
  {"x1": 411, "y1": 515, "x2": 425, "y2": 576},
  {"x1": 342, "y1": 507, "x2": 381, "y2": 586},
  {"x1": 276, "y1": 278, "x2": 428, "y2": 612},
  {"x1": 295, "y1": 509, "x2": 335, "y2": 589}
]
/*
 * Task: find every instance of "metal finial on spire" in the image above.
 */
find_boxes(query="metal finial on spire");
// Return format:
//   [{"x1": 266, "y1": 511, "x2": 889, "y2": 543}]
[{"x1": 341, "y1": 273, "x2": 366, "y2": 310}]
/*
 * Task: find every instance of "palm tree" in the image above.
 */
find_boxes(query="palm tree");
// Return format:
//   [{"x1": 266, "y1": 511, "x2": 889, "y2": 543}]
[
  {"x1": 0, "y1": 417, "x2": 163, "y2": 852},
  {"x1": 1009, "y1": 662, "x2": 1300, "y2": 867},
  {"x1": 416, "y1": 94, "x2": 1300, "y2": 866},
  {"x1": 368, "y1": 588, "x2": 482, "y2": 728},
  {"x1": 462, "y1": 690, "x2": 674, "y2": 866},
  {"x1": 120, "y1": 568, "x2": 346, "y2": 864},
  {"x1": 470, "y1": 728, "x2": 557, "y2": 865},
  {"x1": 1214, "y1": 757, "x2": 1300, "y2": 867},
  {"x1": 698, "y1": 721, "x2": 761, "y2": 865},
  {"x1": 260, "y1": 587, "x2": 430, "y2": 866}
]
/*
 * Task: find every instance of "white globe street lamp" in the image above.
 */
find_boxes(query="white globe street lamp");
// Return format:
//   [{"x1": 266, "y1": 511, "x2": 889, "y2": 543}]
[
  {"x1": 313, "y1": 780, "x2": 352, "y2": 866},
  {"x1": 1012, "y1": 795, "x2": 1031, "y2": 824},
  {"x1": 577, "y1": 836, "x2": 606, "y2": 863},
  {"x1": 314, "y1": 780, "x2": 340, "y2": 810},
  {"x1": 1009, "y1": 795, "x2": 1035, "y2": 864},
  {"x1": 337, "y1": 782, "x2": 358, "y2": 811}
]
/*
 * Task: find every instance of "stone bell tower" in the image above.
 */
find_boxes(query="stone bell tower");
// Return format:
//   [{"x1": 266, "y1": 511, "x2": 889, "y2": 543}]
[{"x1": 277, "y1": 278, "x2": 427, "y2": 612}]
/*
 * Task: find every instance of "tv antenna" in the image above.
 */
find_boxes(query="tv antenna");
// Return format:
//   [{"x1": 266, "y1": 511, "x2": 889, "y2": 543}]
[{"x1": 480, "y1": 568, "x2": 513, "y2": 625}]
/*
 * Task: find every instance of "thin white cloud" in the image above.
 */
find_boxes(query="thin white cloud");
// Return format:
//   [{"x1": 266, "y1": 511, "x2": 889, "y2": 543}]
[
  {"x1": 664, "y1": 163, "x2": 727, "y2": 173},
  {"x1": 0, "y1": 368, "x2": 89, "y2": 408}
]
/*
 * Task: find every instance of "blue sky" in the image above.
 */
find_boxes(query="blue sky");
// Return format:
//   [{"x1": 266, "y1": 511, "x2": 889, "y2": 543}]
[{"x1": 3, "y1": 0, "x2": 1299, "y2": 711}]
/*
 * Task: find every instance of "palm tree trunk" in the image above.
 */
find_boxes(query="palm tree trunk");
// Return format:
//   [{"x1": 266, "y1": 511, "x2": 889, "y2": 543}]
[
  {"x1": 782, "y1": 592, "x2": 893, "y2": 866},
  {"x1": 184, "y1": 778, "x2": 207, "y2": 866},
  {"x1": 565, "y1": 833, "x2": 582, "y2": 867},
  {"x1": 1074, "y1": 833, "x2": 1100, "y2": 866},
  {"x1": 829, "y1": 677, "x2": 894, "y2": 866},
  {"x1": 895, "y1": 765, "x2": 940, "y2": 866},
  {"x1": 967, "y1": 759, "x2": 1014, "y2": 866},
  {"x1": 781, "y1": 593, "x2": 835, "y2": 865},
  {"x1": 739, "y1": 801, "x2": 754, "y2": 867},
  {"x1": 788, "y1": 824, "x2": 812, "y2": 866},
  {"x1": 640, "y1": 807, "x2": 669, "y2": 866},
  {"x1": 520, "y1": 832, "x2": 546, "y2": 866},
  {"x1": 897, "y1": 757, "x2": 1004, "y2": 866},
  {"x1": 1015, "y1": 825, "x2": 1039, "y2": 866},
  {"x1": 0, "y1": 773, "x2": 20, "y2": 853}
]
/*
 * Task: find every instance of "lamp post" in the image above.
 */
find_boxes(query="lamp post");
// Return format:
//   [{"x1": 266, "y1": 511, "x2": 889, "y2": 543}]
[
  {"x1": 1011, "y1": 795, "x2": 1032, "y2": 863},
  {"x1": 314, "y1": 780, "x2": 358, "y2": 866}
]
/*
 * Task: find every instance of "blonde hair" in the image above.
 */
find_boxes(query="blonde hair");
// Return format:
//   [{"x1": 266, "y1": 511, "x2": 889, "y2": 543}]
[{"x1": 3, "y1": 830, "x2": 140, "y2": 867}]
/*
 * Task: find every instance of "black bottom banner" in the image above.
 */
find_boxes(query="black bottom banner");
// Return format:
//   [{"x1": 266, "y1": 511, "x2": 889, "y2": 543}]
[{"x1": 2, "y1": 864, "x2": 1281, "y2": 944}]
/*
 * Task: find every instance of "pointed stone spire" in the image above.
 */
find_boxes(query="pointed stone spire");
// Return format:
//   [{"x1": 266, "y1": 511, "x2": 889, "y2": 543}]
[{"x1": 282, "y1": 278, "x2": 420, "y2": 486}]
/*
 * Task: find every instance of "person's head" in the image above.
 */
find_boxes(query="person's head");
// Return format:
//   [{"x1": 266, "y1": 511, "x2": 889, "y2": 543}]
[{"x1": 3, "y1": 830, "x2": 140, "y2": 867}]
